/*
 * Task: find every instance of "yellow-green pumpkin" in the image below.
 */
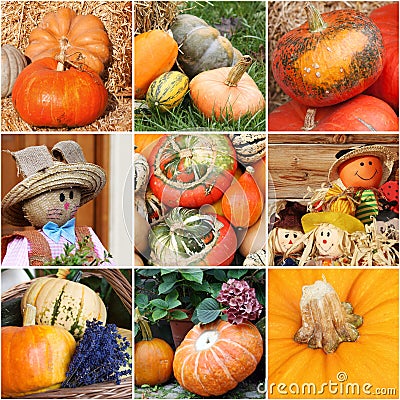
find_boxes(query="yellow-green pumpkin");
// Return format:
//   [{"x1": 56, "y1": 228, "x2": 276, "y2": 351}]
[{"x1": 21, "y1": 277, "x2": 106, "y2": 339}]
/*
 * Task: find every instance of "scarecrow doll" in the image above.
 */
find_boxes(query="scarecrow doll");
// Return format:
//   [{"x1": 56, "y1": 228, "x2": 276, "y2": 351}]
[
  {"x1": 1, "y1": 141, "x2": 114, "y2": 266},
  {"x1": 327, "y1": 145, "x2": 398, "y2": 225},
  {"x1": 268, "y1": 201, "x2": 307, "y2": 266}
]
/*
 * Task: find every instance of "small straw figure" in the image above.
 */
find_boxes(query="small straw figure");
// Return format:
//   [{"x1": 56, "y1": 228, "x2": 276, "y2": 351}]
[
  {"x1": 268, "y1": 201, "x2": 307, "y2": 266},
  {"x1": 1, "y1": 141, "x2": 114, "y2": 266}
]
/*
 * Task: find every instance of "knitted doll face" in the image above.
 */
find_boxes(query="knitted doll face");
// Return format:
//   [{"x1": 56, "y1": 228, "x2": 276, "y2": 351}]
[
  {"x1": 276, "y1": 228, "x2": 304, "y2": 254},
  {"x1": 315, "y1": 224, "x2": 342, "y2": 257},
  {"x1": 338, "y1": 155, "x2": 383, "y2": 188},
  {"x1": 22, "y1": 188, "x2": 82, "y2": 228}
]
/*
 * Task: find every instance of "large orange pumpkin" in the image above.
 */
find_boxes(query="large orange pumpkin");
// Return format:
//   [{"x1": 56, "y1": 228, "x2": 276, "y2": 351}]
[
  {"x1": 12, "y1": 57, "x2": 108, "y2": 128},
  {"x1": 268, "y1": 269, "x2": 398, "y2": 399},
  {"x1": 134, "y1": 30, "x2": 178, "y2": 99},
  {"x1": 173, "y1": 319, "x2": 263, "y2": 396},
  {"x1": 25, "y1": 8, "x2": 110, "y2": 75},
  {"x1": 1, "y1": 304, "x2": 76, "y2": 398}
]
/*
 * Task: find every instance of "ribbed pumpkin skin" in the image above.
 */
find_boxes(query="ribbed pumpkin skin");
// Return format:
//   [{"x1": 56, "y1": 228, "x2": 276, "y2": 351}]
[
  {"x1": 365, "y1": 3, "x2": 399, "y2": 112},
  {"x1": 173, "y1": 320, "x2": 263, "y2": 396},
  {"x1": 1, "y1": 44, "x2": 27, "y2": 98},
  {"x1": 25, "y1": 8, "x2": 110, "y2": 75},
  {"x1": 146, "y1": 71, "x2": 189, "y2": 112},
  {"x1": 272, "y1": 8, "x2": 384, "y2": 107},
  {"x1": 21, "y1": 277, "x2": 107, "y2": 339},
  {"x1": 268, "y1": 94, "x2": 399, "y2": 131},
  {"x1": 135, "y1": 338, "x2": 174, "y2": 386},
  {"x1": 12, "y1": 58, "x2": 107, "y2": 128},
  {"x1": 268, "y1": 269, "x2": 399, "y2": 399},
  {"x1": 134, "y1": 30, "x2": 178, "y2": 99},
  {"x1": 1, "y1": 324, "x2": 76, "y2": 398}
]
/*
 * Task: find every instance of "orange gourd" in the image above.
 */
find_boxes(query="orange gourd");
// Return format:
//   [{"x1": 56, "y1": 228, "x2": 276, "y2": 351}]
[
  {"x1": 134, "y1": 30, "x2": 178, "y2": 99},
  {"x1": 1, "y1": 304, "x2": 76, "y2": 398},
  {"x1": 134, "y1": 309, "x2": 174, "y2": 386},
  {"x1": 173, "y1": 319, "x2": 263, "y2": 396},
  {"x1": 268, "y1": 269, "x2": 399, "y2": 399},
  {"x1": 222, "y1": 165, "x2": 264, "y2": 228},
  {"x1": 25, "y1": 8, "x2": 110, "y2": 75},
  {"x1": 134, "y1": 134, "x2": 164, "y2": 159},
  {"x1": 190, "y1": 55, "x2": 265, "y2": 121}
]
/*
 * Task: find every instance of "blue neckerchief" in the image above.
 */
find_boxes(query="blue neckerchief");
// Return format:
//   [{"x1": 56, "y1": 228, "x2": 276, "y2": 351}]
[{"x1": 42, "y1": 218, "x2": 76, "y2": 243}]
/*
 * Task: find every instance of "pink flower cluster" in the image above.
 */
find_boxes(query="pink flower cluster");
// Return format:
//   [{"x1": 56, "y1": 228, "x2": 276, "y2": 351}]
[{"x1": 216, "y1": 279, "x2": 263, "y2": 324}]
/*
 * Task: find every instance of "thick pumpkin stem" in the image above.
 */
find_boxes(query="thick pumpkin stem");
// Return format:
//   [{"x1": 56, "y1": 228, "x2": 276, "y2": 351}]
[
  {"x1": 55, "y1": 37, "x2": 70, "y2": 71},
  {"x1": 302, "y1": 108, "x2": 317, "y2": 130},
  {"x1": 305, "y1": 2, "x2": 327, "y2": 32},
  {"x1": 23, "y1": 304, "x2": 37, "y2": 327},
  {"x1": 135, "y1": 307, "x2": 153, "y2": 341},
  {"x1": 294, "y1": 278, "x2": 363, "y2": 353},
  {"x1": 224, "y1": 55, "x2": 253, "y2": 87}
]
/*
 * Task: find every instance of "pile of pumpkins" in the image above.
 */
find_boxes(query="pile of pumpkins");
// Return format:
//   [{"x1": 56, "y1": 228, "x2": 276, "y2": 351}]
[
  {"x1": 135, "y1": 309, "x2": 264, "y2": 397},
  {"x1": 269, "y1": 2, "x2": 399, "y2": 131},
  {"x1": 134, "y1": 14, "x2": 265, "y2": 121},
  {"x1": 134, "y1": 133, "x2": 266, "y2": 267},
  {"x1": 1, "y1": 7, "x2": 111, "y2": 128},
  {"x1": 1, "y1": 274, "x2": 131, "y2": 398}
]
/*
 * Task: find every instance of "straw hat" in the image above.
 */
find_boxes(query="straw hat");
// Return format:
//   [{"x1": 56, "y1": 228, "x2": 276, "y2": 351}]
[
  {"x1": 328, "y1": 145, "x2": 398, "y2": 186},
  {"x1": 2, "y1": 141, "x2": 106, "y2": 226},
  {"x1": 302, "y1": 211, "x2": 365, "y2": 234}
]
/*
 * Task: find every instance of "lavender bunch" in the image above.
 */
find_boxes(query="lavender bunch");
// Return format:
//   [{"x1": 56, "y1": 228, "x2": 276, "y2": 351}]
[
  {"x1": 62, "y1": 320, "x2": 132, "y2": 388},
  {"x1": 216, "y1": 279, "x2": 263, "y2": 324}
]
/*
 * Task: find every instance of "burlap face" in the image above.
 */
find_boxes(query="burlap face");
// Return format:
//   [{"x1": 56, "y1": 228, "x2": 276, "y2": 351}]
[{"x1": 22, "y1": 188, "x2": 82, "y2": 228}]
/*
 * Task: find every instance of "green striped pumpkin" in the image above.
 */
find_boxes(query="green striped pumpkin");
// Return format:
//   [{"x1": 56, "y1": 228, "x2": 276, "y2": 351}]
[
  {"x1": 228, "y1": 134, "x2": 266, "y2": 165},
  {"x1": 21, "y1": 277, "x2": 107, "y2": 339},
  {"x1": 146, "y1": 71, "x2": 189, "y2": 112}
]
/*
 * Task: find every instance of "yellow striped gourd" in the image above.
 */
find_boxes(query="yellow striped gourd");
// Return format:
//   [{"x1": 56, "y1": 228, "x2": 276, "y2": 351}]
[{"x1": 146, "y1": 71, "x2": 189, "y2": 112}]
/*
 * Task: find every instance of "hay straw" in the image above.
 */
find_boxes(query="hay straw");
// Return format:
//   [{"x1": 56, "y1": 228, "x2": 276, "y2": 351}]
[
  {"x1": 1, "y1": 1, "x2": 132, "y2": 131},
  {"x1": 268, "y1": 1, "x2": 395, "y2": 112}
]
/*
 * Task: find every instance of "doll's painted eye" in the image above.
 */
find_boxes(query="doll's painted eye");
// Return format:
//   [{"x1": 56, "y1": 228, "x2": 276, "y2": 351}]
[
  {"x1": 293, "y1": 233, "x2": 298, "y2": 238},
  {"x1": 368, "y1": 161, "x2": 373, "y2": 165},
  {"x1": 360, "y1": 162, "x2": 365, "y2": 166},
  {"x1": 285, "y1": 233, "x2": 289, "y2": 238},
  {"x1": 60, "y1": 193, "x2": 65, "y2": 202},
  {"x1": 69, "y1": 191, "x2": 74, "y2": 199},
  {"x1": 327, "y1": 232, "x2": 331, "y2": 237}
]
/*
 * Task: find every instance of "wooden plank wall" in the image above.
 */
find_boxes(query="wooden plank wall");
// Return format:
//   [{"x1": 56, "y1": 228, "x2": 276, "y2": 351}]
[{"x1": 268, "y1": 134, "x2": 399, "y2": 206}]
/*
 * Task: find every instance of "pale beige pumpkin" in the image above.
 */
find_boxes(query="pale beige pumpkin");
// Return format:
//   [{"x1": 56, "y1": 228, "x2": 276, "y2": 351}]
[{"x1": 21, "y1": 277, "x2": 107, "y2": 339}]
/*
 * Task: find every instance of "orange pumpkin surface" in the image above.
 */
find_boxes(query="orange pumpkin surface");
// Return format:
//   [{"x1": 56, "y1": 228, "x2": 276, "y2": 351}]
[
  {"x1": 25, "y1": 7, "x2": 110, "y2": 75},
  {"x1": 268, "y1": 269, "x2": 399, "y2": 399},
  {"x1": 173, "y1": 319, "x2": 263, "y2": 396}
]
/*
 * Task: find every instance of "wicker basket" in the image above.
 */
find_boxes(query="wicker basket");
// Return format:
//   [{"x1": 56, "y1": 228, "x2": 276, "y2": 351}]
[{"x1": 1, "y1": 269, "x2": 132, "y2": 399}]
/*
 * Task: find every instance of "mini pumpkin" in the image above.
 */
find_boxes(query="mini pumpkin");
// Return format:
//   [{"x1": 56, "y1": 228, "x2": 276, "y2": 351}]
[
  {"x1": 25, "y1": 7, "x2": 110, "y2": 75},
  {"x1": 1, "y1": 44, "x2": 27, "y2": 98}
]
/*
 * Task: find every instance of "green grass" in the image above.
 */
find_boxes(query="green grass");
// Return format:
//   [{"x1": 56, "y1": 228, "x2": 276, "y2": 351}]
[{"x1": 134, "y1": 1, "x2": 266, "y2": 132}]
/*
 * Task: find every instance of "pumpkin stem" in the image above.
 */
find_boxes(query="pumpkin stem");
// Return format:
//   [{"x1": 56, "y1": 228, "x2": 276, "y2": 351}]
[
  {"x1": 305, "y1": 2, "x2": 327, "y2": 32},
  {"x1": 55, "y1": 37, "x2": 70, "y2": 71},
  {"x1": 135, "y1": 307, "x2": 153, "y2": 341},
  {"x1": 23, "y1": 304, "x2": 37, "y2": 327},
  {"x1": 294, "y1": 279, "x2": 363, "y2": 353},
  {"x1": 302, "y1": 108, "x2": 317, "y2": 130},
  {"x1": 224, "y1": 55, "x2": 253, "y2": 87}
]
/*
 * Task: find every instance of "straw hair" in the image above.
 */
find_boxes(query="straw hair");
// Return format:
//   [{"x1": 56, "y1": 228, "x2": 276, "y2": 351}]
[{"x1": 328, "y1": 145, "x2": 398, "y2": 185}]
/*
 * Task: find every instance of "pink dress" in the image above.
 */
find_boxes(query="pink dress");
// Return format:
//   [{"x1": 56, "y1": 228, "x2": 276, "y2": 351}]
[{"x1": 2, "y1": 228, "x2": 115, "y2": 266}]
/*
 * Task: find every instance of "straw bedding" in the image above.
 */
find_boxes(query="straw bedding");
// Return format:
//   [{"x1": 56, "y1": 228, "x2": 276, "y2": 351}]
[
  {"x1": 268, "y1": 1, "x2": 395, "y2": 112},
  {"x1": 1, "y1": 1, "x2": 132, "y2": 131}
]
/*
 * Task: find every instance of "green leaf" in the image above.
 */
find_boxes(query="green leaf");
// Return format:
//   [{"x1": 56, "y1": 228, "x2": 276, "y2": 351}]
[
  {"x1": 161, "y1": 268, "x2": 178, "y2": 275},
  {"x1": 158, "y1": 280, "x2": 177, "y2": 294},
  {"x1": 169, "y1": 310, "x2": 189, "y2": 320},
  {"x1": 227, "y1": 269, "x2": 248, "y2": 279},
  {"x1": 165, "y1": 290, "x2": 181, "y2": 309},
  {"x1": 210, "y1": 283, "x2": 223, "y2": 298},
  {"x1": 211, "y1": 269, "x2": 227, "y2": 282},
  {"x1": 137, "y1": 269, "x2": 161, "y2": 277},
  {"x1": 135, "y1": 294, "x2": 149, "y2": 309},
  {"x1": 134, "y1": 323, "x2": 140, "y2": 337},
  {"x1": 181, "y1": 269, "x2": 203, "y2": 284},
  {"x1": 152, "y1": 308, "x2": 168, "y2": 321},
  {"x1": 149, "y1": 299, "x2": 168, "y2": 309},
  {"x1": 195, "y1": 298, "x2": 221, "y2": 324}
]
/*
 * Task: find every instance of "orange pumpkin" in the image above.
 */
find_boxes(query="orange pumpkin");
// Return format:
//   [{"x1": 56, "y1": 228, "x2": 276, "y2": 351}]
[
  {"x1": 222, "y1": 165, "x2": 264, "y2": 228},
  {"x1": 134, "y1": 30, "x2": 178, "y2": 99},
  {"x1": 268, "y1": 269, "x2": 399, "y2": 399},
  {"x1": 1, "y1": 304, "x2": 76, "y2": 398},
  {"x1": 134, "y1": 310, "x2": 174, "y2": 386},
  {"x1": 173, "y1": 319, "x2": 263, "y2": 396},
  {"x1": 190, "y1": 55, "x2": 265, "y2": 121},
  {"x1": 25, "y1": 8, "x2": 110, "y2": 75},
  {"x1": 134, "y1": 134, "x2": 164, "y2": 159}
]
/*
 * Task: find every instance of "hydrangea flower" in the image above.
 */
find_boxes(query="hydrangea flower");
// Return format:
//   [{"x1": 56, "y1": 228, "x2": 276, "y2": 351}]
[
  {"x1": 216, "y1": 279, "x2": 263, "y2": 324},
  {"x1": 62, "y1": 319, "x2": 132, "y2": 388}
]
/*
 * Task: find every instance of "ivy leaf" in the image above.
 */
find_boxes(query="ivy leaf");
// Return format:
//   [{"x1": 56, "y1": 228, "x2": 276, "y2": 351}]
[
  {"x1": 227, "y1": 269, "x2": 248, "y2": 279},
  {"x1": 169, "y1": 310, "x2": 189, "y2": 320},
  {"x1": 195, "y1": 298, "x2": 221, "y2": 324},
  {"x1": 135, "y1": 294, "x2": 149, "y2": 309},
  {"x1": 149, "y1": 299, "x2": 168, "y2": 309},
  {"x1": 181, "y1": 269, "x2": 203, "y2": 284},
  {"x1": 152, "y1": 309, "x2": 168, "y2": 321}
]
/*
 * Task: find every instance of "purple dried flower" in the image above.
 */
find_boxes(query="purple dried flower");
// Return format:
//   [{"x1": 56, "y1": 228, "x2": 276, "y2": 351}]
[{"x1": 216, "y1": 279, "x2": 263, "y2": 324}]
